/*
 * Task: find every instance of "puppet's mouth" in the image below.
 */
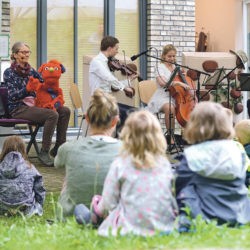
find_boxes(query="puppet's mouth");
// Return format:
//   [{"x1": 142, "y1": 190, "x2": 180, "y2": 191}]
[{"x1": 43, "y1": 76, "x2": 60, "y2": 81}]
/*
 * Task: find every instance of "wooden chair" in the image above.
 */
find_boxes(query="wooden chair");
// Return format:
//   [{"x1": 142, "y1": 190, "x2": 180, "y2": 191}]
[
  {"x1": 138, "y1": 80, "x2": 184, "y2": 154},
  {"x1": 0, "y1": 85, "x2": 42, "y2": 157},
  {"x1": 138, "y1": 80, "x2": 157, "y2": 106},
  {"x1": 69, "y1": 83, "x2": 88, "y2": 139}
]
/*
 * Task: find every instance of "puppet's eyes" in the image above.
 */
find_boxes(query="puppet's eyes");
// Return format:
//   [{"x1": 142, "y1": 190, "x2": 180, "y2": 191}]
[
  {"x1": 45, "y1": 67, "x2": 49, "y2": 70},
  {"x1": 54, "y1": 67, "x2": 59, "y2": 70}
]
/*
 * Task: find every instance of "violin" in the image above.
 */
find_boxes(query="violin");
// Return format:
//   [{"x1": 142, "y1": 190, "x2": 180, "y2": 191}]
[
  {"x1": 168, "y1": 70, "x2": 198, "y2": 127},
  {"x1": 108, "y1": 57, "x2": 143, "y2": 82}
]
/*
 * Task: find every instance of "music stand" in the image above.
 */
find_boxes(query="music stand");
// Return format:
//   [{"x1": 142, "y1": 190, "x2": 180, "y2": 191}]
[
  {"x1": 237, "y1": 73, "x2": 250, "y2": 91},
  {"x1": 201, "y1": 68, "x2": 225, "y2": 102}
]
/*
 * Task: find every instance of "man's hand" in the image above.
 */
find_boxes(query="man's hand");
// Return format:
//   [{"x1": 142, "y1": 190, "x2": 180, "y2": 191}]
[
  {"x1": 124, "y1": 87, "x2": 135, "y2": 98},
  {"x1": 129, "y1": 72, "x2": 139, "y2": 81}
]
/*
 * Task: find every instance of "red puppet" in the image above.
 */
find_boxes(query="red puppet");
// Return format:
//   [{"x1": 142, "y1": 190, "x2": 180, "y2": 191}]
[{"x1": 26, "y1": 59, "x2": 65, "y2": 111}]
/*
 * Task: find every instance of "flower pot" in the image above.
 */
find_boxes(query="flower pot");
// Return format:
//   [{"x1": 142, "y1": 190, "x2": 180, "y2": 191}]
[
  {"x1": 221, "y1": 101, "x2": 232, "y2": 109},
  {"x1": 229, "y1": 72, "x2": 236, "y2": 80},
  {"x1": 230, "y1": 88, "x2": 241, "y2": 99},
  {"x1": 199, "y1": 90, "x2": 210, "y2": 101},
  {"x1": 234, "y1": 103, "x2": 243, "y2": 114}
]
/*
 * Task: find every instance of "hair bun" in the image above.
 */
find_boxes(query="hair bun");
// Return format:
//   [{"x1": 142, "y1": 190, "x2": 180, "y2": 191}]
[
  {"x1": 87, "y1": 89, "x2": 118, "y2": 129},
  {"x1": 93, "y1": 89, "x2": 108, "y2": 106}
]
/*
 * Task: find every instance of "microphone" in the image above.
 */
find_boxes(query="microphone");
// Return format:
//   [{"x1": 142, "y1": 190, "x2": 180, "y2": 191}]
[
  {"x1": 130, "y1": 47, "x2": 152, "y2": 61},
  {"x1": 165, "y1": 66, "x2": 180, "y2": 89}
]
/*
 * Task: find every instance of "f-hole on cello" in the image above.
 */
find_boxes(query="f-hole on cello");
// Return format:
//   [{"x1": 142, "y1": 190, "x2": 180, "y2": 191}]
[{"x1": 168, "y1": 70, "x2": 198, "y2": 127}]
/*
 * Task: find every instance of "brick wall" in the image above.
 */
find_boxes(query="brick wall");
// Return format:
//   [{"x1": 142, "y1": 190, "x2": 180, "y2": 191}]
[
  {"x1": 147, "y1": 0, "x2": 196, "y2": 79},
  {"x1": 1, "y1": 0, "x2": 10, "y2": 34},
  {"x1": 1, "y1": 0, "x2": 10, "y2": 63}
]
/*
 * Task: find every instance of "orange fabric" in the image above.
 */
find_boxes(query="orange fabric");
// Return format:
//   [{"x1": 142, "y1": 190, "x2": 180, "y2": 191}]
[{"x1": 26, "y1": 60, "x2": 65, "y2": 111}]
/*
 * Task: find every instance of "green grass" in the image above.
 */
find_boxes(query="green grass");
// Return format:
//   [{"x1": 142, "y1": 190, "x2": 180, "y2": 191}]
[{"x1": 0, "y1": 193, "x2": 250, "y2": 250}]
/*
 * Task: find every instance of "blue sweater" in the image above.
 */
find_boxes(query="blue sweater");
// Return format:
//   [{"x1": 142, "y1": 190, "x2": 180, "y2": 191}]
[{"x1": 3, "y1": 67, "x2": 43, "y2": 114}]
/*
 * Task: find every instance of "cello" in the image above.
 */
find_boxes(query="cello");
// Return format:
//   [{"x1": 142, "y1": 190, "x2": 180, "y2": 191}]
[{"x1": 168, "y1": 69, "x2": 198, "y2": 127}]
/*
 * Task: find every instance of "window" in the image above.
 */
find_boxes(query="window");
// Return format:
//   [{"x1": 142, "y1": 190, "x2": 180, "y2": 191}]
[
  {"x1": 8, "y1": 0, "x2": 144, "y2": 126},
  {"x1": 115, "y1": 0, "x2": 139, "y2": 64},
  {"x1": 10, "y1": 0, "x2": 37, "y2": 67},
  {"x1": 77, "y1": 0, "x2": 104, "y2": 109},
  {"x1": 47, "y1": 0, "x2": 74, "y2": 124}
]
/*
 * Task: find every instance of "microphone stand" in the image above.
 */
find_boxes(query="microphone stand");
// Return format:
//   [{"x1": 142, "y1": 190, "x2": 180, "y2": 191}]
[{"x1": 143, "y1": 53, "x2": 210, "y2": 154}]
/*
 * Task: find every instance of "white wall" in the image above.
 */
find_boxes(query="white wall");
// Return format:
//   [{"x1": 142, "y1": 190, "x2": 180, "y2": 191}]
[{"x1": 196, "y1": 0, "x2": 243, "y2": 52}]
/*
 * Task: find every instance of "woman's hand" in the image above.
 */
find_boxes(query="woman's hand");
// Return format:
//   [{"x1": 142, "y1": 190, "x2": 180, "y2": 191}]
[
  {"x1": 173, "y1": 81, "x2": 191, "y2": 90},
  {"x1": 26, "y1": 76, "x2": 40, "y2": 92}
]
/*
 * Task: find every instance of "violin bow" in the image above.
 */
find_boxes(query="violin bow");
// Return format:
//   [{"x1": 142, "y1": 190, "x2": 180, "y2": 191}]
[{"x1": 122, "y1": 50, "x2": 131, "y2": 87}]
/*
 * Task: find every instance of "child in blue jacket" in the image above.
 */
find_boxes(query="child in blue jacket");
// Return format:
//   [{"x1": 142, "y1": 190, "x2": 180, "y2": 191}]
[{"x1": 175, "y1": 102, "x2": 250, "y2": 226}]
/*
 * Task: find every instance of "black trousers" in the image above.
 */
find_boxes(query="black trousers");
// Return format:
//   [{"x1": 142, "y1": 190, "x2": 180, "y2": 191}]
[{"x1": 116, "y1": 103, "x2": 137, "y2": 135}]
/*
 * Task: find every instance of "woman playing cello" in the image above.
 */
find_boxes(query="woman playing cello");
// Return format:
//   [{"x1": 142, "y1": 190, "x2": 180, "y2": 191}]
[{"x1": 147, "y1": 44, "x2": 191, "y2": 145}]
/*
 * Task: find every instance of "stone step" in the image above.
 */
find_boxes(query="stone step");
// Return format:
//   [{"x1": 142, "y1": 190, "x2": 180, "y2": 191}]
[{"x1": 13, "y1": 127, "x2": 82, "y2": 143}]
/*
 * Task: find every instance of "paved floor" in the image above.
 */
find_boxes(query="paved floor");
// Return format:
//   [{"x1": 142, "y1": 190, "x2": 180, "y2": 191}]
[
  {"x1": 29, "y1": 142, "x2": 179, "y2": 193},
  {"x1": 29, "y1": 144, "x2": 65, "y2": 193}
]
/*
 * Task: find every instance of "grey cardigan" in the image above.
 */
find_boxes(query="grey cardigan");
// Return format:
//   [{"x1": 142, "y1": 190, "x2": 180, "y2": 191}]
[{"x1": 55, "y1": 136, "x2": 122, "y2": 217}]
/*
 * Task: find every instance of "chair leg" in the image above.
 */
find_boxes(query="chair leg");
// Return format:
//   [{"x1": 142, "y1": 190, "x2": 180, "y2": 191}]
[
  {"x1": 85, "y1": 124, "x2": 89, "y2": 137},
  {"x1": 27, "y1": 125, "x2": 40, "y2": 156},
  {"x1": 77, "y1": 117, "x2": 84, "y2": 140}
]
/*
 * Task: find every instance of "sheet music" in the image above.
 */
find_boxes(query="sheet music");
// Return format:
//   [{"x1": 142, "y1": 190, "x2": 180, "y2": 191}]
[{"x1": 203, "y1": 68, "x2": 225, "y2": 86}]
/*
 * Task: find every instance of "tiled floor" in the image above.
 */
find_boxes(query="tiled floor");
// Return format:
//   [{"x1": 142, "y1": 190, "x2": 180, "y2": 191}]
[
  {"x1": 29, "y1": 140, "x2": 180, "y2": 193},
  {"x1": 29, "y1": 143, "x2": 65, "y2": 193}
]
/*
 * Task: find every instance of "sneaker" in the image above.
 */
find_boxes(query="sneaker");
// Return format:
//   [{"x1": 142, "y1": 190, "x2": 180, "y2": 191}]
[
  {"x1": 74, "y1": 204, "x2": 91, "y2": 225},
  {"x1": 91, "y1": 195, "x2": 104, "y2": 226},
  {"x1": 50, "y1": 146, "x2": 59, "y2": 158},
  {"x1": 38, "y1": 150, "x2": 54, "y2": 167}
]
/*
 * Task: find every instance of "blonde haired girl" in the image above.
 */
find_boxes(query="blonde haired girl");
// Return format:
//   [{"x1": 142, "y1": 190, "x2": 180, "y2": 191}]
[
  {"x1": 147, "y1": 44, "x2": 190, "y2": 146},
  {"x1": 55, "y1": 89, "x2": 122, "y2": 217},
  {"x1": 176, "y1": 102, "x2": 250, "y2": 227},
  {"x1": 120, "y1": 110, "x2": 166, "y2": 169},
  {"x1": 80, "y1": 110, "x2": 177, "y2": 236},
  {"x1": 0, "y1": 136, "x2": 45, "y2": 216}
]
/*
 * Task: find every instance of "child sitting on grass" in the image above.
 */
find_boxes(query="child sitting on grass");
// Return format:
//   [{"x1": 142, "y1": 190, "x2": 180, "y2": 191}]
[
  {"x1": 74, "y1": 110, "x2": 178, "y2": 236},
  {"x1": 175, "y1": 102, "x2": 250, "y2": 227},
  {"x1": 0, "y1": 136, "x2": 46, "y2": 216},
  {"x1": 235, "y1": 119, "x2": 250, "y2": 186}
]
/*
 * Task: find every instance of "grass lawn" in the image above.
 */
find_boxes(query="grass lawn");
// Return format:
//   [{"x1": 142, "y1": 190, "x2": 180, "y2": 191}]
[{"x1": 0, "y1": 192, "x2": 250, "y2": 250}]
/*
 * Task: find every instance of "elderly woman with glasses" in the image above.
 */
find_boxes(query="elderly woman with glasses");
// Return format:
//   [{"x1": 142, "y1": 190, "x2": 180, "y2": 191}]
[{"x1": 3, "y1": 41, "x2": 70, "y2": 166}]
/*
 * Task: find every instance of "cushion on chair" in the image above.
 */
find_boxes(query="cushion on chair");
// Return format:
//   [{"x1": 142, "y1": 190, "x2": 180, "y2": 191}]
[{"x1": 186, "y1": 70, "x2": 198, "y2": 81}]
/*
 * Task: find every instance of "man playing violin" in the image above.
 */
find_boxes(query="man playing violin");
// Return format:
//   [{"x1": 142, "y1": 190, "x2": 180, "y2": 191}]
[
  {"x1": 89, "y1": 36, "x2": 138, "y2": 133},
  {"x1": 89, "y1": 36, "x2": 137, "y2": 96}
]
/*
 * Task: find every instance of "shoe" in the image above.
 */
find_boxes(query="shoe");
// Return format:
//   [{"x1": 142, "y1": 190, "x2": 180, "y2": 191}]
[
  {"x1": 50, "y1": 146, "x2": 59, "y2": 158},
  {"x1": 38, "y1": 150, "x2": 54, "y2": 167},
  {"x1": 167, "y1": 143, "x2": 176, "y2": 152},
  {"x1": 74, "y1": 204, "x2": 91, "y2": 225},
  {"x1": 91, "y1": 195, "x2": 104, "y2": 226}
]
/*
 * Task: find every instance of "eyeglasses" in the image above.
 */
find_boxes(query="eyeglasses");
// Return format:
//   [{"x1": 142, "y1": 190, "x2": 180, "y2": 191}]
[{"x1": 18, "y1": 50, "x2": 31, "y2": 55}]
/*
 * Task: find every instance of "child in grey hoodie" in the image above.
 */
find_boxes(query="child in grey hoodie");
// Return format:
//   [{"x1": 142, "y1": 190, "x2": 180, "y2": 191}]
[{"x1": 0, "y1": 136, "x2": 45, "y2": 216}]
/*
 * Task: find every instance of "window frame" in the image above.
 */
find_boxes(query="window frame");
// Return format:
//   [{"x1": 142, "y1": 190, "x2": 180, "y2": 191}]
[{"x1": 36, "y1": 0, "x2": 147, "y2": 126}]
